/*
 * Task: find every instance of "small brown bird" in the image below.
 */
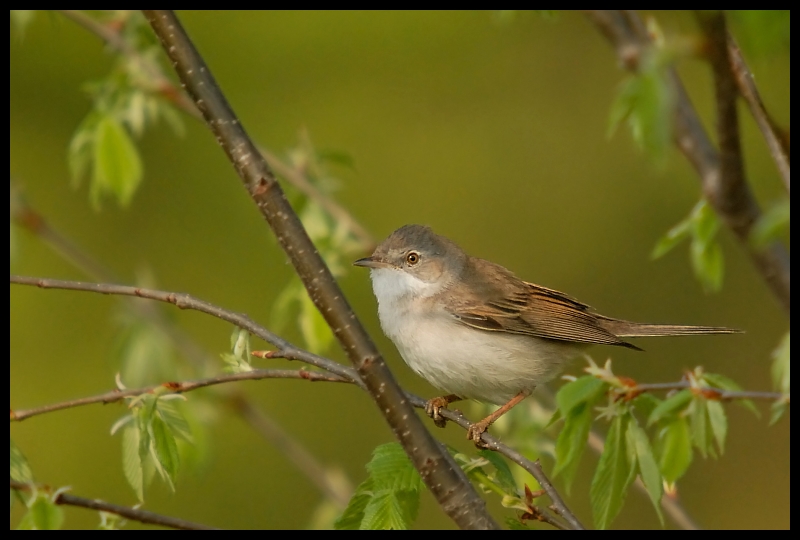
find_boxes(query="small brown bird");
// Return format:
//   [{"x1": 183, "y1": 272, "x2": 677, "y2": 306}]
[{"x1": 355, "y1": 225, "x2": 740, "y2": 443}]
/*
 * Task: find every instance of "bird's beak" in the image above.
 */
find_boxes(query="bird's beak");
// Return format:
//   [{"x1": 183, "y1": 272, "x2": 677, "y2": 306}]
[{"x1": 353, "y1": 256, "x2": 393, "y2": 269}]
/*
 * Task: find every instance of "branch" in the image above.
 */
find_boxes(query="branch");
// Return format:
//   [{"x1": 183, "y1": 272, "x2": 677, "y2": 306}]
[
  {"x1": 585, "y1": 10, "x2": 790, "y2": 315},
  {"x1": 140, "y1": 10, "x2": 496, "y2": 529},
  {"x1": 10, "y1": 368, "x2": 347, "y2": 422},
  {"x1": 726, "y1": 35, "x2": 790, "y2": 194},
  {"x1": 10, "y1": 275, "x2": 584, "y2": 529},
  {"x1": 620, "y1": 381, "x2": 788, "y2": 402},
  {"x1": 57, "y1": 10, "x2": 374, "y2": 250},
  {"x1": 10, "y1": 480, "x2": 216, "y2": 530}
]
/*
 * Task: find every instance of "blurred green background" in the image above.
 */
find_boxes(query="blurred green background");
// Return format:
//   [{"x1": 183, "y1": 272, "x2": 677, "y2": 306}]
[{"x1": 10, "y1": 11, "x2": 789, "y2": 529}]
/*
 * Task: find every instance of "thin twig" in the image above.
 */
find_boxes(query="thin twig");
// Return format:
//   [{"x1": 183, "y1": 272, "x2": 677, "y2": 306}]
[
  {"x1": 12, "y1": 273, "x2": 580, "y2": 529},
  {"x1": 625, "y1": 381, "x2": 787, "y2": 402},
  {"x1": 726, "y1": 35, "x2": 790, "y2": 194},
  {"x1": 585, "y1": 10, "x2": 790, "y2": 315},
  {"x1": 10, "y1": 368, "x2": 347, "y2": 422},
  {"x1": 10, "y1": 188, "x2": 354, "y2": 508},
  {"x1": 10, "y1": 480, "x2": 217, "y2": 530}
]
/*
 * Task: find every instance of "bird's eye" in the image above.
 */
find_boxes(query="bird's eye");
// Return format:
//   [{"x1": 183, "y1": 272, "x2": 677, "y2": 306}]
[{"x1": 406, "y1": 252, "x2": 420, "y2": 265}]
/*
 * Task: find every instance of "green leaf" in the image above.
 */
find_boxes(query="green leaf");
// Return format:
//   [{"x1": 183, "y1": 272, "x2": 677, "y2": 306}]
[
  {"x1": 156, "y1": 400, "x2": 194, "y2": 443},
  {"x1": 553, "y1": 401, "x2": 593, "y2": 490},
  {"x1": 334, "y1": 478, "x2": 373, "y2": 530},
  {"x1": 771, "y1": 332, "x2": 790, "y2": 394},
  {"x1": 656, "y1": 417, "x2": 693, "y2": 485},
  {"x1": 750, "y1": 198, "x2": 790, "y2": 248},
  {"x1": 505, "y1": 516, "x2": 532, "y2": 530},
  {"x1": 690, "y1": 398, "x2": 712, "y2": 458},
  {"x1": 367, "y1": 443, "x2": 423, "y2": 493},
  {"x1": 690, "y1": 239, "x2": 724, "y2": 293},
  {"x1": 151, "y1": 413, "x2": 180, "y2": 489},
  {"x1": 556, "y1": 376, "x2": 606, "y2": 416},
  {"x1": 68, "y1": 115, "x2": 98, "y2": 188},
  {"x1": 651, "y1": 216, "x2": 692, "y2": 259},
  {"x1": 10, "y1": 439, "x2": 34, "y2": 484},
  {"x1": 590, "y1": 415, "x2": 634, "y2": 530},
  {"x1": 122, "y1": 425, "x2": 144, "y2": 501},
  {"x1": 114, "y1": 320, "x2": 176, "y2": 388},
  {"x1": 477, "y1": 450, "x2": 517, "y2": 493},
  {"x1": 701, "y1": 372, "x2": 759, "y2": 417},
  {"x1": 691, "y1": 200, "x2": 720, "y2": 246},
  {"x1": 769, "y1": 400, "x2": 788, "y2": 425},
  {"x1": 20, "y1": 495, "x2": 64, "y2": 530},
  {"x1": 706, "y1": 400, "x2": 727, "y2": 454},
  {"x1": 627, "y1": 421, "x2": 664, "y2": 525},
  {"x1": 648, "y1": 389, "x2": 692, "y2": 426},
  {"x1": 317, "y1": 149, "x2": 356, "y2": 172},
  {"x1": 360, "y1": 490, "x2": 418, "y2": 530},
  {"x1": 91, "y1": 115, "x2": 143, "y2": 208}
]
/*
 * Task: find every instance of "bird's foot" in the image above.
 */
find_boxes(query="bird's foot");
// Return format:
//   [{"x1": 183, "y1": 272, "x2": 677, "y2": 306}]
[
  {"x1": 466, "y1": 419, "x2": 491, "y2": 449},
  {"x1": 424, "y1": 394, "x2": 460, "y2": 428}
]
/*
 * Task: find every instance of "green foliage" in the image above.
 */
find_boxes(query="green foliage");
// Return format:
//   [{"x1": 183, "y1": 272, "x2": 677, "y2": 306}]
[
  {"x1": 114, "y1": 316, "x2": 177, "y2": 387},
  {"x1": 590, "y1": 415, "x2": 635, "y2": 530},
  {"x1": 10, "y1": 438, "x2": 34, "y2": 485},
  {"x1": 335, "y1": 443, "x2": 423, "y2": 530},
  {"x1": 220, "y1": 326, "x2": 254, "y2": 373},
  {"x1": 111, "y1": 391, "x2": 194, "y2": 501},
  {"x1": 750, "y1": 199, "x2": 790, "y2": 249},
  {"x1": 652, "y1": 200, "x2": 724, "y2": 292},
  {"x1": 626, "y1": 420, "x2": 664, "y2": 525},
  {"x1": 16, "y1": 491, "x2": 64, "y2": 530},
  {"x1": 729, "y1": 10, "x2": 791, "y2": 57},
  {"x1": 655, "y1": 417, "x2": 693, "y2": 486},
  {"x1": 770, "y1": 332, "x2": 790, "y2": 424}
]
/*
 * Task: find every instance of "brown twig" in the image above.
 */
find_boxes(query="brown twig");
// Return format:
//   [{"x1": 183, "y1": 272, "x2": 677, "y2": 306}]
[
  {"x1": 11, "y1": 274, "x2": 581, "y2": 529},
  {"x1": 140, "y1": 10, "x2": 496, "y2": 529},
  {"x1": 585, "y1": 10, "x2": 790, "y2": 315},
  {"x1": 10, "y1": 480, "x2": 217, "y2": 530},
  {"x1": 10, "y1": 368, "x2": 347, "y2": 422},
  {"x1": 620, "y1": 381, "x2": 787, "y2": 402},
  {"x1": 726, "y1": 35, "x2": 790, "y2": 194}
]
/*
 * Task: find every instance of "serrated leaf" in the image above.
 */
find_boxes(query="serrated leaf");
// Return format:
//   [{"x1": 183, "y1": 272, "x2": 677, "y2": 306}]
[
  {"x1": 706, "y1": 400, "x2": 727, "y2": 455},
  {"x1": 771, "y1": 332, "x2": 790, "y2": 394},
  {"x1": 627, "y1": 421, "x2": 664, "y2": 525},
  {"x1": 360, "y1": 490, "x2": 417, "y2": 530},
  {"x1": 10, "y1": 439, "x2": 34, "y2": 484},
  {"x1": 590, "y1": 415, "x2": 634, "y2": 530},
  {"x1": 648, "y1": 389, "x2": 692, "y2": 426},
  {"x1": 91, "y1": 115, "x2": 143, "y2": 208},
  {"x1": 122, "y1": 426, "x2": 144, "y2": 501},
  {"x1": 651, "y1": 217, "x2": 692, "y2": 259},
  {"x1": 477, "y1": 450, "x2": 517, "y2": 493},
  {"x1": 367, "y1": 443, "x2": 423, "y2": 493},
  {"x1": 750, "y1": 198, "x2": 790, "y2": 248},
  {"x1": 26, "y1": 494, "x2": 64, "y2": 530},
  {"x1": 151, "y1": 414, "x2": 180, "y2": 488},
  {"x1": 702, "y1": 372, "x2": 759, "y2": 417},
  {"x1": 556, "y1": 376, "x2": 606, "y2": 416},
  {"x1": 553, "y1": 401, "x2": 593, "y2": 490},
  {"x1": 656, "y1": 417, "x2": 693, "y2": 485},
  {"x1": 334, "y1": 477, "x2": 373, "y2": 530},
  {"x1": 156, "y1": 400, "x2": 194, "y2": 443}
]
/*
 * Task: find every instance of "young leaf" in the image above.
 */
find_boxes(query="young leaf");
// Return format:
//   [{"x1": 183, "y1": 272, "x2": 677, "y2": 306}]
[
  {"x1": 656, "y1": 417, "x2": 693, "y2": 485},
  {"x1": 651, "y1": 215, "x2": 692, "y2": 260},
  {"x1": 690, "y1": 398, "x2": 711, "y2": 458},
  {"x1": 648, "y1": 389, "x2": 692, "y2": 426},
  {"x1": 702, "y1": 372, "x2": 758, "y2": 417},
  {"x1": 17, "y1": 494, "x2": 64, "y2": 530},
  {"x1": 591, "y1": 415, "x2": 634, "y2": 530},
  {"x1": 299, "y1": 292, "x2": 334, "y2": 355},
  {"x1": 151, "y1": 413, "x2": 180, "y2": 488},
  {"x1": 122, "y1": 425, "x2": 145, "y2": 501},
  {"x1": 156, "y1": 399, "x2": 194, "y2": 443},
  {"x1": 690, "y1": 239, "x2": 724, "y2": 293},
  {"x1": 477, "y1": 450, "x2": 517, "y2": 494},
  {"x1": 771, "y1": 332, "x2": 790, "y2": 394},
  {"x1": 770, "y1": 400, "x2": 788, "y2": 425},
  {"x1": 334, "y1": 478, "x2": 373, "y2": 530},
  {"x1": 627, "y1": 421, "x2": 664, "y2": 525},
  {"x1": 10, "y1": 439, "x2": 34, "y2": 484},
  {"x1": 556, "y1": 376, "x2": 606, "y2": 416},
  {"x1": 706, "y1": 400, "x2": 727, "y2": 455},
  {"x1": 91, "y1": 115, "x2": 143, "y2": 208},
  {"x1": 750, "y1": 198, "x2": 790, "y2": 248},
  {"x1": 360, "y1": 490, "x2": 415, "y2": 530},
  {"x1": 553, "y1": 401, "x2": 593, "y2": 490},
  {"x1": 367, "y1": 443, "x2": 423, "y2": 493}
]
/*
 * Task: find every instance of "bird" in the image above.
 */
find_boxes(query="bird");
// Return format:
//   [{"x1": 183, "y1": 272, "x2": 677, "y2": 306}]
[{"x1": 354, "y1": 224, "x2": 740, "y2": 444}]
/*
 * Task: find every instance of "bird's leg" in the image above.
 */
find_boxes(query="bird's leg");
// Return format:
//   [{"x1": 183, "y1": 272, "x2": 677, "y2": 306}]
[
  {"x1": 467, "y1": 389, "x2": 532, "y2": 447},
  {"x1": 425, "y1": 394, "x2": 462, "y2": 428}
]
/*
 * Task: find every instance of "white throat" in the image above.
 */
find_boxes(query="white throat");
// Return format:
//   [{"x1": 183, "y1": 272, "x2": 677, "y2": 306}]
[{"x1": 369, "y1": 267, "x2": 442, "y2": 302}]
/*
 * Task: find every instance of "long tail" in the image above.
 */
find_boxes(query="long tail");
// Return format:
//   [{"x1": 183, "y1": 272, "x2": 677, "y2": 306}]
[{"x1": 599, "y1": 318, "x2": 743, "y2": 338}]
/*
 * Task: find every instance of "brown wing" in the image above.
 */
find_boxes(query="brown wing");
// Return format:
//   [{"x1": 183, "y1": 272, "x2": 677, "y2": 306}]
[{"x1": 445, "y1": 258, "x2": 640, "y2": 350}]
